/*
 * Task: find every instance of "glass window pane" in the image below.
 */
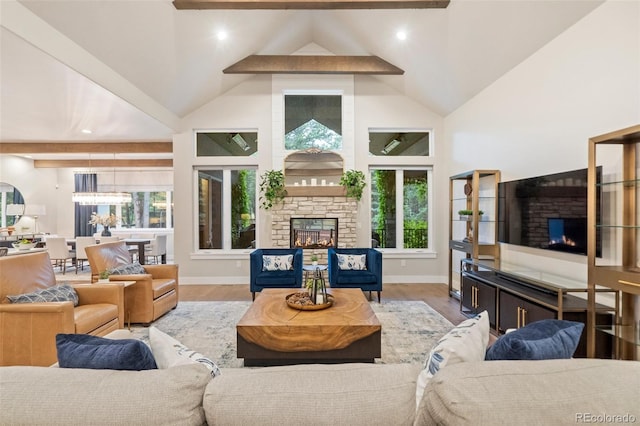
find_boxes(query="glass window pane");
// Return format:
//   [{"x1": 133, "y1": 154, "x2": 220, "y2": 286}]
[
  {"x1": 371, "y1": 170, "x2": 396, "y2": 248},
  {"x1": 403, "y1": 170, "x2": 428, "y2": 248},
  {"x1": 284, "y1": 95, "x2": 342, "y2": 150},
  {"x1": 369, "y1": 132, "x2": 430, "y2": 156},
  {"x1": 198, "y1": 171, "x2": 223, "y2": 249},
  {"x1": 119, "y1": 192, "x2": 173, "y2": 229},
  {"x1": 231, "y1": 170, "x2": 256, "y2": 249},
  {"x1": 196, "y1": 132, "x2": 257, "y2": 156}
]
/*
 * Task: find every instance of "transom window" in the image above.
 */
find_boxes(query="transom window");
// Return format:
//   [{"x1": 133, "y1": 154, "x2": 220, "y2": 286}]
[{"x1": 284, "y1": 95, "x2": 342, "y2": 150}]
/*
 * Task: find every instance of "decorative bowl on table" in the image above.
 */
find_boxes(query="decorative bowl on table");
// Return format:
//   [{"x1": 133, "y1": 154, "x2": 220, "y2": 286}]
[
  {"x1": 12, "y1": 242, "x2": 36, "y2": 251},
  {"x1": 286, "y1": 292, "x2": 334, "y2": 311}
]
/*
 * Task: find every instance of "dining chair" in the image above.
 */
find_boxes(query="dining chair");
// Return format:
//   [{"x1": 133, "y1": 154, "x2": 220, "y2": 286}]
[
  {"x1": 75, "y1": 236, "x2": 97, "y2": 273},
  {"x1": 145, "y1": 234, "x2": 167, "y2": 264},
  {"x1": 45, "y1": 237, "x2": 75, "y2": 274},
  {"x1": 99, "y1": 236, "x2": 120, "y2": 243}
]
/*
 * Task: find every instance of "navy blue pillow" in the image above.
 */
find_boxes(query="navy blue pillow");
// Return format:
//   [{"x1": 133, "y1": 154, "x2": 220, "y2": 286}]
[
  {"x1": 56, "y1": 334, "x2": 157, "y2": 370},
  {"x1": 485, "y1": 319, "x2": 584, "y2": 361}
]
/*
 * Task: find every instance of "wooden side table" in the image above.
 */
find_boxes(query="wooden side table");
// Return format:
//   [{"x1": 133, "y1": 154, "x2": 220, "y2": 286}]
[{"x1": 100, "y1": 280, "x2": 136, "y2": 330}]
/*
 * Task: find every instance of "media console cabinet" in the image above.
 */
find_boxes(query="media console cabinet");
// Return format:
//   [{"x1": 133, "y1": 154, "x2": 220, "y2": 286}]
[{"x1": 460, "y1": 259, "x2": 614, "y2": 358}]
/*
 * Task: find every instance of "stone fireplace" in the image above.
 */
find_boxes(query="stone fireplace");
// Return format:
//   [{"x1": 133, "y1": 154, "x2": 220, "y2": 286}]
[
  {"x1": 271, "y1": 195, "x2": 357, "y2": 263},
  {"x1": 290, "y1": 217, "x2": 338, "y2": 249}
]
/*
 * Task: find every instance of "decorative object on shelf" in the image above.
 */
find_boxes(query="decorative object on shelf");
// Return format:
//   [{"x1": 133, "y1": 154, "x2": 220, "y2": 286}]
[
  {"x1": 340, "y1": 169, "x2": 366, "y2": 201},
  {"x1": 259, "y1": 170, "x2": 287, "y2": 210},
  {"x1": 310, "y1": 253, "x2": 318, "y2": 266},
  {"x1": 458, "y1": 209, "x2": 483, "y2": 220}
]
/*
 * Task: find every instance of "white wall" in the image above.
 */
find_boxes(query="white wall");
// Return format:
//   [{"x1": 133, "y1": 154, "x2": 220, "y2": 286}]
[
  {"x1": 174, "y1": 74, "x2": 445, "y2": 284},
  {"x1": 0, "y1": 155, "x2": 68, "y2": 236},
  {"x1": 444, "y1": 0, "x2": 640, "y2": 286}
]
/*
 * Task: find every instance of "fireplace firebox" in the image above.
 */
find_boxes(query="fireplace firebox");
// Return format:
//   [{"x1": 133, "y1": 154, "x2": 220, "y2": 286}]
[{"x1": 290, "y1": 218, "x2": 338, "y2": 249}]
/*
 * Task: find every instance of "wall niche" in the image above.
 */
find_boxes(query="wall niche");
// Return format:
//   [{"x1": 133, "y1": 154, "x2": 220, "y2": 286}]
[{"x1": 284, "y1": 149, "x2": 345, "y2": 196}]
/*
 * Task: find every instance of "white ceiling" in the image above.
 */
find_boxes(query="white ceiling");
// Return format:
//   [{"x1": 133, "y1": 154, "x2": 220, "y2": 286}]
[{"x1": 0, "y1": 0, "x2": 604, "y2": 159}]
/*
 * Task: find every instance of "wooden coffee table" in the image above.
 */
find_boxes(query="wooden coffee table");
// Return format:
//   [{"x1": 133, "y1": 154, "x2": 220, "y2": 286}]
[{"x1": 237, "y1": 288, "x2": 381, "y2": 366}]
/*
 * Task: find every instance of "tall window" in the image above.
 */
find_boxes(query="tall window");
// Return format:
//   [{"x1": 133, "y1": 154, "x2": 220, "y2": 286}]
[
  {"x1": 284, "y1": 95, "x2": 342, "y2": 150},
  {"x1": 197, "y1": 169, "x2": 256, "y2": 250},
  {"x1": 371, "y1": 168, "x2": 430, "y2": 249}
]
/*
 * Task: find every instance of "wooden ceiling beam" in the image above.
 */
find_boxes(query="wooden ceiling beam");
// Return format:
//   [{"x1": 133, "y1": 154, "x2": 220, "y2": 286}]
[
  {"x1": 0, "y1": 141, "x2": 172, "y2": 155},
  {"x1": 174, "y1": 0, "x2": 449, "y2": 9},
  {"x1": 33, "y1": 159, "x2": 173, "y2": 168},
  {"x1": 224, "y1": 55, "x2": 404, "y2": 75}
]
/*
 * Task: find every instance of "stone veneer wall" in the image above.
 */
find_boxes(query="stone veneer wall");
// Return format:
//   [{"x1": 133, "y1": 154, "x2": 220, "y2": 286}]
[{"x1": 271, "y1": 196, "x2": 358, "y2": 263}]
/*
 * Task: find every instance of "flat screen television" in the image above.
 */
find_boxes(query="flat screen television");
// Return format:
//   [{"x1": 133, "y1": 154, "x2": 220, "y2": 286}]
[{"x1": 498, "y1": 167, "x2": 600, "y2": 256}]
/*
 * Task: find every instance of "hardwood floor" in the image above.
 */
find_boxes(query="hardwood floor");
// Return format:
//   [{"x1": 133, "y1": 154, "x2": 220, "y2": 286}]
[{"x1": 179, "y1": 283, "x2": 468, "y2": 325}]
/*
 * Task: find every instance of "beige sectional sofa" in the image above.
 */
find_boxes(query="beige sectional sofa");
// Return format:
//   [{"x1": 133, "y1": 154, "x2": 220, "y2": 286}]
[{"x1": 1, "y1": 358, "x2": 638, "y2": 425}]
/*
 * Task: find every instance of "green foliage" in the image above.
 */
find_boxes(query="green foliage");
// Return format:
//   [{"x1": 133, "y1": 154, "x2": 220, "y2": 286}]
[
  {"x1": 285, "y1": 119, "x2": 342, "y2": 150},
  {"x1": 340, "y1": 169, "x2": 366, "y2": 201},
  {"x1": 458, "y1": 209, "x2": 484, "y2": 216},
  {"x1": 259, "y1": 170, "x2": 287, "y2": 210}
]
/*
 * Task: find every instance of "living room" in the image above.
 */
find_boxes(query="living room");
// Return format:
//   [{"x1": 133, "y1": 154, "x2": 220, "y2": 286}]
[{"x1": 1, "y1": 1, "x2": 639, "y2": 423}]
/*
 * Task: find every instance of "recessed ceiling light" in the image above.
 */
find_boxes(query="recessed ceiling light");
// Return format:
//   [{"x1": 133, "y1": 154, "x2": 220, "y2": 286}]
[
  {"x1": 396, "y1": 30, "x2": 407, "y2": 41},
  {"x1": 81, "y1": 129, "x2": 92, "y2": 134},
  {"x1": 217, "y1": 30, "x2": 228, "y2": 41}
]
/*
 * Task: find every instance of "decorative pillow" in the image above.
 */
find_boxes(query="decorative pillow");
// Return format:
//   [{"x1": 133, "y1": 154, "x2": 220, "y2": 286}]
[
  {"x1": 108, "y1": 261, "x2": 146, "y2": 275},
  {"x1": 336, "y1": 253, "x2": 367, "y2": 270},
  {"x1": 149, "y1": 326, "x2": 221, "y2": 378},
  {"x1": 262, "y1": 255, "x2": 293, "y2": 271},
  {"x1": 56, "y1": 333, "x2": 157, "y2": 371},
  {"x1": 485, "y1": 319, "x2": 584, "y2": 361},
  {"x1": 415, "y1": 311, "x2": 489, "y2": 410},
  {"x1": 7, "y1": 284, "x2": 79, "y2": 306}
]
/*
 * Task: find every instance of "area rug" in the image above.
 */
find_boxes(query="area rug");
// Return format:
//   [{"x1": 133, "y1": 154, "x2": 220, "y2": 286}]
[{"x1": 128, "y1": 300, "x2": 454, "y2": 368}]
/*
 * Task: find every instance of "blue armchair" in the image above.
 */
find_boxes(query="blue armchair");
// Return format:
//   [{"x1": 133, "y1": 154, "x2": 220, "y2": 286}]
[
  {"x1": 250, "y1": 248, "x2": 303, "y2": 300},
  {"x1": 328, "y1": 248, "x2": 382, "y2": 302}
]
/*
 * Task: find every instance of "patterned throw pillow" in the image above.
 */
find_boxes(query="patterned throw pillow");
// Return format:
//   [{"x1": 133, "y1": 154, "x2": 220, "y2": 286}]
[
  {"x1": 262, "y1": 255, "x2": 293, "y2": 271},
  {"x1": 108, "y1": 261, "x2": 146, "y2": 275},
  {"x1": 149, "y1": 326, "x2": 221, "y2": 378},
  {"x1": 7, "y1": 283, "x2": 79, "y2": 306},
  {"x1": 336, "y1": 253, "x2": 367, "y2": 270},
  {"x1": 415, "y1": 311, "x2": 489, "y2": 410}
]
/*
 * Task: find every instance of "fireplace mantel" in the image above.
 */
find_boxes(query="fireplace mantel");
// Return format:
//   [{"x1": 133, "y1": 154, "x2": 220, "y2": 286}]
[{"x1": 285, "y1": 186, "x2": 346, "y2": 197}]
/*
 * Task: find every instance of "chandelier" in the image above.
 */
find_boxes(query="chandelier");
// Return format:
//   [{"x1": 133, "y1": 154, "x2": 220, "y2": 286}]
[{"x1": 72, "y1": 154, "x2": 132, "y2": 205}]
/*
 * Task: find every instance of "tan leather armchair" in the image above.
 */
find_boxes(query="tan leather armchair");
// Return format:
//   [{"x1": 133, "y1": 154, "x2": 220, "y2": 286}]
[
  {"x1": 0, "y1": 251, "x2": 124, "y2": 366},
  {"x1": 85, "y1": 241, "x2": 178, "y2": 325}
]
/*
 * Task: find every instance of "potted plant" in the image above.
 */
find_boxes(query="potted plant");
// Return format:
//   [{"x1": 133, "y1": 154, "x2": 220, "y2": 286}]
[
  {"x1": 340, "y1": 169, "x2": 366, "y2": 201},
  {"x1": 98, "y1": 270, "x2": 110, "y2": 283},
  {"x1": 458, "y1": 209, "x2": 483, "y2": 220},
  {"x1": 310, "y1": 253, "x2": 318, "y2": 266},
  {"x1": 259, "y1": 170, "x2": 287, "y2": 210}
]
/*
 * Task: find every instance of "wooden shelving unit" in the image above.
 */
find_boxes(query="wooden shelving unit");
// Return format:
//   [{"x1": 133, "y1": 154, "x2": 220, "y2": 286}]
[
  {"x1": 448, "y1": 170, "x2": 500, "y2": 298},
  {"x1": 587, "y1": 124, "x2": 640, "y2": 359}
]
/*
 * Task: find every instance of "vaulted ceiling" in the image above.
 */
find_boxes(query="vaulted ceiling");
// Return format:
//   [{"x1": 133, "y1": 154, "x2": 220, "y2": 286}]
[{"x1": 0, "y1": 0, "x2": 604, "y2": 160}]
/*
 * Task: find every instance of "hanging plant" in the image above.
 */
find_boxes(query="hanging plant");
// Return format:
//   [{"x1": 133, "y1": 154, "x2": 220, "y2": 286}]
[
  {"x1": 340, "y1": 169, "x2": 367, "y2": 201},
  {"x1": 259, "y1": 170, "x2": 287, "y2": 210}
]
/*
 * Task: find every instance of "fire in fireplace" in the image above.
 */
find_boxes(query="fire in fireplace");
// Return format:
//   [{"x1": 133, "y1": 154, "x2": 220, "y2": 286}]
[{"x1": 290, "y1": 218, "x2": 338, "y2": 249}]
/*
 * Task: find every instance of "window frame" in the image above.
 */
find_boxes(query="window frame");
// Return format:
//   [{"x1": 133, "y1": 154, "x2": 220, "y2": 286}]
[
  {"x1": 367, "y1": 128, "x2": 434, "y2": 255},
  {"x1": 193, "y1": 166, "x2": 258, "y2": 253}
]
